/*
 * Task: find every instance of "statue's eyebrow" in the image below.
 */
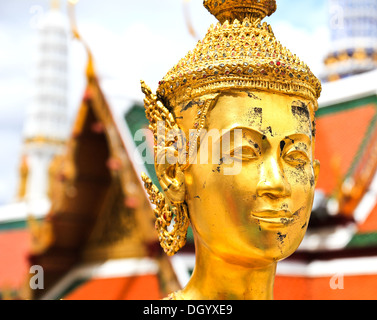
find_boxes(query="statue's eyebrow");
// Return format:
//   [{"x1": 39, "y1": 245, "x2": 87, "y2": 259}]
[
  {"x1": 282, "y1": 133, "x2": 311, "y2": 146},
  {"x1": 280, "y1": 133, "x2": 312, "y2": 159},
  {"x1": 218, "y1": 126, "x2": 265, "y2": 146},
  {"x1": 222, "y1": 126, "x2": 264, "y2": 138}
]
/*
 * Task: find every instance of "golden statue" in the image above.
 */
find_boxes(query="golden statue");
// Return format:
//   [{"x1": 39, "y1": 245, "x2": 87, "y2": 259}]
[{"x1": 141, "y1": 0, "x2": 321, "y2": 300}]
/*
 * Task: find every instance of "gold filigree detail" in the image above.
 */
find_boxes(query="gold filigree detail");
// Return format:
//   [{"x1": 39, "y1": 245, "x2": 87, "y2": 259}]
[
  {"x1": 141, "y1": 81, "x2": 177, "y2": 146},
  {"x1": 141, "y1": 173, "x2": 189, "y2": 256},
  {"x1": 204, "y1": 0, "x2": 277, "y2": 23},
  {"x1": 156, "y1": 2, "x2": 321, "y2": 109}
]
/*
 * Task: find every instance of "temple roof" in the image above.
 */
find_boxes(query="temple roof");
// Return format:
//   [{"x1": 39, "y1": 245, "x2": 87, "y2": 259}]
[
  {"x1": 295, "y1": 69, "x2": 377, "y2": 252},
  {"x1": 25, "y1": 58, "x2": 182, "y2": 299}
]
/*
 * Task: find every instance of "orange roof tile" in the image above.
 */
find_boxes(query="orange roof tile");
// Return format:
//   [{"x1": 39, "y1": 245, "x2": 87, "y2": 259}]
[
  {"x1": 0, "y1": 230, "x2": 31, "y2": 290},
  {"x1": 63, "y1": 274, "x2": 162, "y2": 300},
  {"x1": 275, "y1": 273, "x2": 377, "y2": 300},
  {"x1": 358, "y1": 203, "x2": 377, "y2": 233},
  {"x1": 315, "y1": 105, "x2": 377, "y2": 195}
]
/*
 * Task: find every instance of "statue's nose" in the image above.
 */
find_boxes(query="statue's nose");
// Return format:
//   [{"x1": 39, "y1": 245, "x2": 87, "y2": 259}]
[{"x1": 256, "y1": 156, "x2": 291, "y2": 199}]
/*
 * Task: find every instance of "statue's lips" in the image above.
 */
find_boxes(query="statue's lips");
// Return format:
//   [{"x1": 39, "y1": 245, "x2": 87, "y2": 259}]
[{"x1": 251, "y1": 210, "x2": 294, "y2": 226}]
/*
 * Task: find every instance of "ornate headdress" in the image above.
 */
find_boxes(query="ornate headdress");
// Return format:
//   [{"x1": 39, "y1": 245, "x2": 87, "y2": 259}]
[
  {"x1": 155, "y1": 0, "x2": 321, "y2": 111},
  {"x1": 141, "y1": 0, "x2": 322, "y2": 256}
]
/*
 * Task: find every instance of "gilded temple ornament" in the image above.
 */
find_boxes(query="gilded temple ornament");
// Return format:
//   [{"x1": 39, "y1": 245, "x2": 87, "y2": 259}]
[{"x1": 203, "y1": 0, "x2": 277, "y2": 23}]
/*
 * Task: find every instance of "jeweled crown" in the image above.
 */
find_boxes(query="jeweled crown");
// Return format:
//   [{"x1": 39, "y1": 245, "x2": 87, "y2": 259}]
[
  {"x1": 204, "y1": 0, "x2": 276, "y2": 23},
  {"x1": 155, "y1": 0, "x2": 321, "y2": 110}
]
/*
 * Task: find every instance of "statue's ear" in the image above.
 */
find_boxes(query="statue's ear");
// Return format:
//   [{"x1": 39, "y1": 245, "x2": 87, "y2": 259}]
[
  {"x1": 155, "y1": 146, "x2": 186, "y2": 204},
  {"x1": 141, "y1": 80, "x2": 187, "y2": 203}
]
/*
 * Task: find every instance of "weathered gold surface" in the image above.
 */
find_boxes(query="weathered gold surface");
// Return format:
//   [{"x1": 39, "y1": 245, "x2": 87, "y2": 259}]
[{"x1": 141, "y1": 0, "x2": 321, "y2": 299}]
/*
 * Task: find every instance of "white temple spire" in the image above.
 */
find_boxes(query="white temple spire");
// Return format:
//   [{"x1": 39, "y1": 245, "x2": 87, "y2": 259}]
[{"x1": 19, "y1": 2, "x2": 69, "y2": 201}]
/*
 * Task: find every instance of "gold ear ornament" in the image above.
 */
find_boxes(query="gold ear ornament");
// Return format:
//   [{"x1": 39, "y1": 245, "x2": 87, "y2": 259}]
[
  {"x1": 141, "y1": 81, "x2": 191, "y2": 255},
  {"x1": 141, "y1": 173, "x2": 189, "y2": 256}
]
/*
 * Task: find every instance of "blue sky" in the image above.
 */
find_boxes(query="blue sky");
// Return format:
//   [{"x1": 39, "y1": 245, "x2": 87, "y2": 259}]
[{"x1": 0, "y1": 0, "x2": 330, "y2": 205}]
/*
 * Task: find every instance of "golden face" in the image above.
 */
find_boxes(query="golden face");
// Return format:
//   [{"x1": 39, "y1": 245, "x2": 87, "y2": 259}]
[{"x1": 184, "y1": 91, "x2": 320, "y2": 267}]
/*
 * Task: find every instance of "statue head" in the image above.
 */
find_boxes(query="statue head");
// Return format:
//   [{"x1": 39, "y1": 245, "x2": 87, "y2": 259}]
[{"x1": 141, "y1": 0, "x2": 321, "y2": 297}]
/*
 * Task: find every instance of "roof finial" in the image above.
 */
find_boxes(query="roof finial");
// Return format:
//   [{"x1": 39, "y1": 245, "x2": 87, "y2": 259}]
[
  {"x1": 203, "y1": 0, "x2": 277, "y2": 24},
  {"x1": 68, "y1": 0, "x2": 95, "y2": 78}
]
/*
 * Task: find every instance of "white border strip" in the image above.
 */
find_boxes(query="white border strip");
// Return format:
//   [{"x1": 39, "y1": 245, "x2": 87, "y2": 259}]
[
  {"x1": 277, "y1": 255, "x2": 377, "y2": 277},
  {"x1": 319, "y1": 69, "x2": 377, "y2": 108},
  {"x1": 354, "y1": 171, "x2": 377, "y2": 224},
  {"x1": 169, "y1": 253, "x2": 377, "y2": 280},
  {"x1": 0, "y1": 199, "x2": 50, "y2": 224},
  {"x1": 298, "y1": 224, "x2": 357, "y2": 251},
  {"x1": 41, "y1": 257, "x2": 159, "y2": 300}
]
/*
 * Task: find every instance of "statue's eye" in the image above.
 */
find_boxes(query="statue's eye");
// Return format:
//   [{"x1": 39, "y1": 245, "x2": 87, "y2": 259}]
[
  {"x1": 231, "y1": 145, "x2": 259, "y2": 161},
  {"x1": 284, "y1": 150, "x2": 309, "y2": 166}
]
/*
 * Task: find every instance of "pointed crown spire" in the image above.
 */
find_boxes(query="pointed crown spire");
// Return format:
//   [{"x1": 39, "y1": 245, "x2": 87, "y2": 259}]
[
  {"x1": 203, "y1": 0, "x2": 277, "y2": 24},
  {"x1": 152, "y1": 0, "x2": 321, "y2": 111}
]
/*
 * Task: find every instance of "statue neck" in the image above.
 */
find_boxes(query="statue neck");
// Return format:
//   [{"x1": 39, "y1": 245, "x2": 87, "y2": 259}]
[{"x1": 181, "y1": 238, "x2": 277, "y2": 300}]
